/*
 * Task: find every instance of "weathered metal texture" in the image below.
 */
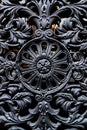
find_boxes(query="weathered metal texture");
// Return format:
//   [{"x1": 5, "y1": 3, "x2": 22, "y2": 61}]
[{"x1": 0, "y1": 0, "x2": 87, "y2": 129}]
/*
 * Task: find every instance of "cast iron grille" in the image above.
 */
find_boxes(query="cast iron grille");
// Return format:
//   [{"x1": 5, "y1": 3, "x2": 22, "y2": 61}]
[{"x1": 0, "y1": 0, "x2": 87, "y2": 130}]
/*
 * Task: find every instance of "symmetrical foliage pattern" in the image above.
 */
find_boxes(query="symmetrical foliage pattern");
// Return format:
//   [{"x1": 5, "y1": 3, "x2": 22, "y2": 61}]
[{"x1": 0, "y1": 0, "x2": 87, "y2": 130}]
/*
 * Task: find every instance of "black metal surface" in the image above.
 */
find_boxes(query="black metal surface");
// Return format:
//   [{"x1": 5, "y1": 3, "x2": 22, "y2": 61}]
[{"x1": 0, "y1": 0, "x2": 87, "y2": 130}]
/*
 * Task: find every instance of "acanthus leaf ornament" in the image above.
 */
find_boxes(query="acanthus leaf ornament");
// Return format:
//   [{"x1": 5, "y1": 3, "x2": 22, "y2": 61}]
[{"x1": 0, "y1": 0, "x2": 87, "y2": 130}]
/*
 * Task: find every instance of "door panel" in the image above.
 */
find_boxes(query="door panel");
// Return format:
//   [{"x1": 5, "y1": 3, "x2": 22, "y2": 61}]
[{"x1": 0, "y1": 0, "x2": 87, "y2": 130}]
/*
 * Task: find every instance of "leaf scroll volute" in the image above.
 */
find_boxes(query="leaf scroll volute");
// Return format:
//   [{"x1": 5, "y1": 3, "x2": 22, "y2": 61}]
[{"x1": 8, "y1": 126, "x2": 25, "y2": 130}]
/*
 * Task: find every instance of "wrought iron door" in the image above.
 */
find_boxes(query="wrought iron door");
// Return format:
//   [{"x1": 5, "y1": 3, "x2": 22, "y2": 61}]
[{"x1": 0, "y1": 0, "x2": 87, "y2": 129}]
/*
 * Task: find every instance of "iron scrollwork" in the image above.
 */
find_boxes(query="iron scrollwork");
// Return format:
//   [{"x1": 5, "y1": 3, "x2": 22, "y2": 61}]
[{"x1": 0, "y1": 0, "x2": 87, "y2": 130}]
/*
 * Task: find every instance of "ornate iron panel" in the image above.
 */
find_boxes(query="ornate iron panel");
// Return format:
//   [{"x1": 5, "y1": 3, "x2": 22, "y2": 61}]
[{"x1": 0, "y1": 0, "x2": 87, "y2": 129}]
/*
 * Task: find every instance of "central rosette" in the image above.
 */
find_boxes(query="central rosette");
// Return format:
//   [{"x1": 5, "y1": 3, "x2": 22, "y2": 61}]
[
  {"x1": 16, "y1": 39, "x2": 72, "y2": 93},
  {"x1": 37, "y1": 58, "x2": 51, "y2": 74}
]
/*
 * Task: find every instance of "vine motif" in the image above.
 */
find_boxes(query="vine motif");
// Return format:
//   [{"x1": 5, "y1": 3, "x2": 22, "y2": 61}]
[{"x1": 0, "y1": 0, "x2": 87, "y2": 130}]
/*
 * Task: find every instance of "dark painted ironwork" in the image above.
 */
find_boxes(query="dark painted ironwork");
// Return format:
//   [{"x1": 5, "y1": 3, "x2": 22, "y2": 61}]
[{"x1": 0, "y1": 0, "x2": 87, "y2": 129}]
